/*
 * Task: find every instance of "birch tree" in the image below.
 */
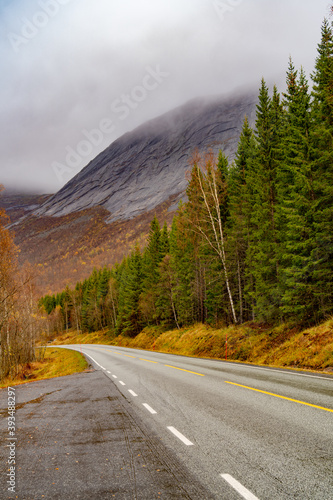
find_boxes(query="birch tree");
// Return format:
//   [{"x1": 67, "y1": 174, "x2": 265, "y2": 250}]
[{"x1": 186, "y1": 152, "x2": 238, "y2": 324}]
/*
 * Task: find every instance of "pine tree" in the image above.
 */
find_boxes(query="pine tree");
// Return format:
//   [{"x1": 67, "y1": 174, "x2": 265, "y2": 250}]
[
  {"x1": 217, "y1": 150, "x2": 230, "y2": 226},
  {"x1": 81, "y1": 279, "x2": 89, "y2": 331},
  {"x1": 139, "y1": 217, "x2": 163, "y2": 324},
  {"x1": 312, "y1": 19, "x2": 333, "y2": 126},
  {"x1": 278, "y1": 62, "x2": 315, "y2": 320},
  {"x1": 310, "y1": 18, "x2": 333, "y2": 318},
  {"x1": 168, "y1": 213, "x2": 197, "y2": 326},
  {"x1": 142, "y1": 217, "x2": 163, "y2": 288},
  {"x1": 228, "y1": 116, "x2": 257, "y2": 322},
  {"x1": 248, "y1": 79, "x2": 284, "y2": 321},
  {"x1": 160, "y1": 222, "x2": 170, "y2": 256},
  {"x1": 97, "y1": 267, "x2": 110, "y2": 302},
  {"x1": 156, "y1": 254, "x2": 180, "y2": 329},
  {"x1": 97, "y1": 267, "x2": 111, "y2": 328},
  {"x1": 72, "y1": 282, "x2": 83, "y2": 332},
  {"x1": 116, "y1": 247, "x2": 144, "y2": 336}
]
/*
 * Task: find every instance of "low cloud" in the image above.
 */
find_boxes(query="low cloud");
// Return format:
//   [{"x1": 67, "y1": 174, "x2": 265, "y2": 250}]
[{"x1": 0, "y1": 0, "x2": 331, "y2": 192}]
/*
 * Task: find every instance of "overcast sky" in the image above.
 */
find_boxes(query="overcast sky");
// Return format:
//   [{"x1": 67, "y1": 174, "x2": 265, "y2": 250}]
[{"x1": 0, "y1": 0, "x2": 331, "y2": 194}]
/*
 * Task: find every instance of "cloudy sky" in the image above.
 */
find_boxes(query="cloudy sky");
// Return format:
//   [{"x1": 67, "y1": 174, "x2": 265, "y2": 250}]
[{"x1": 0, "y1": 0, "x2": 331, "y2": 193}]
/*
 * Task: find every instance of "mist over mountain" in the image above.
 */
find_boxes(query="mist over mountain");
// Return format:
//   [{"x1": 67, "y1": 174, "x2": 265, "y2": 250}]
[
  {"x1": 35, "y1": 92, "x2": 257, "y2": 222},
  {"x1": 0, "y1": 91, "x2": 257, "y2": 294}
]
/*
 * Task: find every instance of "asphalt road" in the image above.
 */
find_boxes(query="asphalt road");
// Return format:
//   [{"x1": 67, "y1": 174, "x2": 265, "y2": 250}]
[
  {"x1": 63, "y1": 344, "x2": 333, "y2": 500},
  {"x1": 0, "y1": 369, "x2": 211, "y2": 500}
]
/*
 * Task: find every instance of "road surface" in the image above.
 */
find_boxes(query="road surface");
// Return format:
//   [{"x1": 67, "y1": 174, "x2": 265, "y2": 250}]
[{"x1": 61, "y1": 344, "x2": 333, "y2": 499}]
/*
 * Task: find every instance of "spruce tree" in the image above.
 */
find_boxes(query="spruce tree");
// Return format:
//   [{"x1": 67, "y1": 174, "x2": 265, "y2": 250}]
[
  {"x1": 217, "y1": 150, "x2": 230, "y2": 226},
  {"x1": 139, "y1": 217, "x2": 163, "y2": 324},
  {"x1": 278, "y1": 62, "x2": 315, "y2": 320},
  {"x1": 142, "y1": 216, "x2": 163, "y2": 288},
  {"x1": 168, "y1": 213, "x2": 197, "y2": 325},
  {"x1": 160, "y1": 222, "x2": 170, "y2": 257},
  {"x1": 116, "y1": 247, "x2": 144, "y2": 336},
  {"x1": 228, "y1": 116, "x2": 257, "y2": 322},
  {"x1": 97, "y1": 267, "x2": 111, "y2": 327},
  {"x1": 311, "y1": 18, "x2": 333, "y2": 318},
  {"x1": 248, "y1": 79, "x2": 284, "y2": 321}
]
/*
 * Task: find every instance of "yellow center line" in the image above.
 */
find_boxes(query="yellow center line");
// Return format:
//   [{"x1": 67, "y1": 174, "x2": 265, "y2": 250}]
[
  {"x1": 94, "y1": 348, "x2": 120, "y2": 354},
  {"x1": 165, "y1": 364, "x2": 205, "y2": 377},
  {"x1": 95, "y1": 347, "x2": 136, "y2": 357},
  {"x1": 140, "y1": 358, "x2": 158, "y2": 364},
  {"x1": 225, "y1": 381, "x2": 333, "y2": 413}
]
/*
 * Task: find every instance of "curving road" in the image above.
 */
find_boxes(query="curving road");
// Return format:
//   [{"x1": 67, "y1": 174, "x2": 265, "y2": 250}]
[{"x1": 62, "y1": 344, "x2": 333, "y2": 500}]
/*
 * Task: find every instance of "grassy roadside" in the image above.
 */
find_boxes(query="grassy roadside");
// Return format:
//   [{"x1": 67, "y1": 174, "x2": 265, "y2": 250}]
[
  {"x1": 3, "y1": 319, "x2": 330, "y2": 388},
  {"x1": 50, "y1": 319, "x2": 333, "y2": 374},
  {"x1": 0, "y1": 348, "x2": 89, "y2": 389}
]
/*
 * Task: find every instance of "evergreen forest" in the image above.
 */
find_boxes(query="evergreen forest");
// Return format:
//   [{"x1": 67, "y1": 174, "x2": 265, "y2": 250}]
[{"x1": 40, "y1": 19, "x2": 333, "y2": 337}]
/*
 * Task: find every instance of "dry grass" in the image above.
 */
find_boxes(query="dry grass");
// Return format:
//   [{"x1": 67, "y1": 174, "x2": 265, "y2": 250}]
[
  {"x1": 49, "y1": 329, "x2": 115, "y2": 345},
  {"x1": 0, "y1": 348, "x2": 88, "y2": 388},
  {"x1": 109, "y1": 321, "x2": 333, "y2": 373},
  {"x1": 45, "y1": 318, "x2": 333, "y2": 374}
]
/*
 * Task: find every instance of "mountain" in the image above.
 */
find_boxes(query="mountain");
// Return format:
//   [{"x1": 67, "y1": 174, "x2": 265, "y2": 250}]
[
  {"x1": 35, "y1": 92, "x2": 257, "y2": 221},
  {"x1": 0, "y1": 190, "x2": 51, "y2": 224},
  {"x1": 2, "y1": 92, "x2": 257, "y2": 294}
]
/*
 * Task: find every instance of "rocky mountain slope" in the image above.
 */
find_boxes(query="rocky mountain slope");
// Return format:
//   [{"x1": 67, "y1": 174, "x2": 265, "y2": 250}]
[
  {"x1": 0, "y1": 191, "x2": 50, "y2": 224},
  {"x1": 35, "y1": 92, "x2": 257, "y2": 222},
  {"x1": 2, "y1": 92, "x2": 257, "y2": 293}
]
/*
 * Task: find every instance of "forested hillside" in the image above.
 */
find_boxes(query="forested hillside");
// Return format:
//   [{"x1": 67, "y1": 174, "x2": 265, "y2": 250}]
[
  {"x1": 40, "y1": 18, "x2": 333, "y2": 336},
  {"x1": 0, "y1": 187, "x2": 47, "y2": 381}
]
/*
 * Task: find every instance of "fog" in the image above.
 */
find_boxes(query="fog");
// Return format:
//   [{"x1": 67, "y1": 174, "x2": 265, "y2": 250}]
[{"x1": 0, "y1": 0, "x2": 331, "y2": 193}]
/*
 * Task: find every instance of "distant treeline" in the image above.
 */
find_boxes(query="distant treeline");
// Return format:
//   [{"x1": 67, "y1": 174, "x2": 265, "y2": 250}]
[{"x1": 40, "y1": 19, "x2": 333, "y2": 335}]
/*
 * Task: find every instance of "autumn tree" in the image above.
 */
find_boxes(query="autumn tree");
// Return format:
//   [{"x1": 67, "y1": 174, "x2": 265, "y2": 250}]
[
  {"x1": 0, "y1": 197, "x2": 19, "y2": 378},
  {"x1": 0, "y1": 188, "x2": 43, "y2": 380},
  {"x1": 186, "y1": 151, "x2": 237, "y2": 323}
]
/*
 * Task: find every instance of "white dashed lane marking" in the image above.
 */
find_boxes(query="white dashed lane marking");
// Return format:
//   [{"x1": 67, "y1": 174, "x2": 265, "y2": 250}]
[
  {"x1": 84, "y1": 348, "x2": 263, "y2": 498},
  {"x1": 142, "y1": 403, "x2": 157, "y2": 414},
  {"x1": 221, "y1": 474, "x2": 259, "y2": 500},
  {"x1": 167, "y1": 426, "x2": 194, "y2": 446}
]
